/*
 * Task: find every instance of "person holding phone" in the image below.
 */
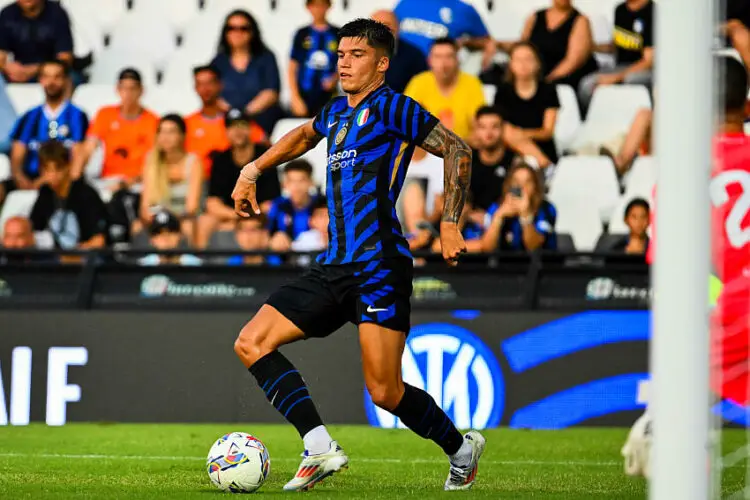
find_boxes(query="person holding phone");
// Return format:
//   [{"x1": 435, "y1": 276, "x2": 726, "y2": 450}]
[{"x1": 480, "y1": 162, "x2": 557, "y2": 252}]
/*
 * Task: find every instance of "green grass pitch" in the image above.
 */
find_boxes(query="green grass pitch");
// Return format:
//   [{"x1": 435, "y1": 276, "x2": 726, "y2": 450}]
[{"x1": 0, "y1": 424, "x2": 746, "y2": 499}]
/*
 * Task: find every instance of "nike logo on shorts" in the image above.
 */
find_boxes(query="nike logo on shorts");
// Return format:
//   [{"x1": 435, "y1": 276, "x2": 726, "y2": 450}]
[{"x1": 367, "y1": 305, "x2": 388, "y2": 313}]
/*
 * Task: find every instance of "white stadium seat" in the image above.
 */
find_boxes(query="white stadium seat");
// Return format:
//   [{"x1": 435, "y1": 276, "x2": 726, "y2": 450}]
[
  {"x1": 341, "y1": 0, "x2": 397, "y2": 20},
  {"x1": 107, "y1": 15, "x2": 177, "y2": 68},
  {"x1": 548, "y1": 156, "x2": 620, "y2": 223},
  {"x1": 142, "y1": 87, "x2": 202, "y2": 117},
  {"x1": 179, "y1": 11, "x2": 227, "y2": 67},
  {"x1": 0, "y1": 154, "x2": 10, "y2": 181},
  {"x1": 130, "y1": 0, "x2": 200, "y2": 33},
  {"x1": 554, "y1": 84, "x2": 581, "y2": 154},
  {"x1": 623, "y1": 156, "x2": 656, "y2": 199},
  {"x1": 571, "y1": 85, "x2": 651, "y2": 152},
  {"x1": 62, "y1": 0, "x2": 126, "y2": 35},
  {"x1": 482, "y1": 84, "x2": 496, "y2": 105},
  {"x1": 89, "y1": 50, "x2": 158, "y2": 89},
  {"x1": 272, "y1": 118, "x2": 328, "y2": 192},
  {"x1": 161, "y1": 53, "x2": 204, "y2": 90},
  {"x1": 608, "y1": 194, "x2": 641, "y2": 234},
  {"x1": 0, "y1": 190, "x2": 38, "y2": 238},
  {"x1": 552, "y1": 197, "x2": 603, "y2": 251},
  {"x1": 6, "y1": 84, "x2": 43, "y2": 115},
  {"x1": 72, "y1": 84, "x2": 118, "y2": 119}
]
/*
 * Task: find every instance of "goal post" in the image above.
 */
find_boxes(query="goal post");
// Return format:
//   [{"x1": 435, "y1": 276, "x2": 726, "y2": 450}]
[{"x1": 650, "y1": 0, "x2": 714, "y2": 498}]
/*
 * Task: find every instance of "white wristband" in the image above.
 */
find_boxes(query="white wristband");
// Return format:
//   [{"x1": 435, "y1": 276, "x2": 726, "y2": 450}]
[{"x1": 240, "y1": 162, "x2": 260, "y2": 183}]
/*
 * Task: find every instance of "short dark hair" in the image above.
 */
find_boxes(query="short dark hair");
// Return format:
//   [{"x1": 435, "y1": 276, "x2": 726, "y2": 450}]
[
  {"x1": 159, "y1": 114, "x2": 187, "y2": 135},
  {"x1": 718, "y1": 56, "x2": 748, "y2": 114},
  {"x1": 430, "y1": 37, "x2": 458, "y2": 52},
  {"x1": 311, "y1": 196, "x2": 328, "y2": 212},
  {"x1": 284, "y1": 160, "x2": 314, "y2": 177},
  {"x1": 193, "y1": 64, "x2": 221, "y2": 80},
  {"x1": 475, "y1": 105, "x2": 502, "y2": 121},
  {"x1": 624, "y1": 198, "x2": 650, "y2": 218},
  {"x1": 38, "y1": 140, "x2": 70, "y2": 167},
  {"x1": 40, "y1": 59, "x2": 70, "y2": 77},
  {"x1": 236, "y1": 212, "x2": 268, "y2": 229},
  {"x1": 338, "y1": 18, "x2": 395, "y2": 57},
  {"x1": 306, "y1": 0, "x2": 331, "y2": 5}
]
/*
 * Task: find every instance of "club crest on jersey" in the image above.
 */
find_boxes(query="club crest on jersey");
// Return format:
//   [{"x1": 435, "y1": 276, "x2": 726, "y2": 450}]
[
  {"x1": 356, "y1": 108, "x2": 370, "y2": 127},
  {"x1": 335, "y1": 126, "x2": 348, "y2": 145}
]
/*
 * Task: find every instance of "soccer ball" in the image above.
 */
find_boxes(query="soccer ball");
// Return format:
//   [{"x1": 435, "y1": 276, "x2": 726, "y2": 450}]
[{"x1": 206, "y1": 432, "x2": 270, "y2": 493}]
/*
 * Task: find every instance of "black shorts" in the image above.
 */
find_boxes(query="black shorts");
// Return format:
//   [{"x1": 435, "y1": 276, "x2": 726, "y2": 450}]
[{"x1": 266, "y1": 258, "x2": 413, "y2": 337}]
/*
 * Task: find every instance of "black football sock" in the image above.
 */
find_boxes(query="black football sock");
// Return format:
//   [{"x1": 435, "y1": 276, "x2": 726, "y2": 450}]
[
  {"x1": 248, "y1": 351, "x2": 324, "y2": 438},
  {"x1": 391, "y1": 383, "x2": 464, "y2": 456}
]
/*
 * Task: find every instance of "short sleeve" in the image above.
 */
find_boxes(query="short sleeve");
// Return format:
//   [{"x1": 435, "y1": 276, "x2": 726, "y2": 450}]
[
  {"x1": 642, "y1": 6, "x2": 655, "y2": 47},
  {"x1": 290, "y1": 29, "x2": 306, "y2": 63},
  {"x1": 9, "y1": 111, "x2": 31, "y2": 143},
  {"x1": 542, "y1": 84, "x2": 560, "y2": 110},
  {"x1": 71, "y1": 110, "x2": 89, "y2": 142},
  {"x1": 534, "y1": 201, "x2": 556, "y2": 235},
  {"x1": 87, "y1": 109, "x2": 105, "y2": 139},
  {"x1": 53, "y1": 6, "x2": 74, "y2": 54},
  {"x1": 259, "y1": 51, "x2": 281, "y2": 92},
  {"x1": 459, "y1": 3, "x2": 490, "y2": 38},
  {"x1": 381, "y1": 93, "x2": 439, "y2": 145},
  {"x1": 312, "y1": 101, "x2": 331, "y2": 136},
  {"x1": 0, "y1": 10, "x2": 11, "y2": 51}
]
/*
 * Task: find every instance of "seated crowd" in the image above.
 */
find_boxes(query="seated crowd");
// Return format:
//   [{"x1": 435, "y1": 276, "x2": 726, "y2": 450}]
[{"x1": 1, "y1": 0, "x2": 709, "y2": 264}]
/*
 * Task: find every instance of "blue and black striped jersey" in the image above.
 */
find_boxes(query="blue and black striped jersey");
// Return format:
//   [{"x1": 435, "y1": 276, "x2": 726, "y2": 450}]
[
  {"x1": 9, "y1": 102, "x2": 88, "y2": 178},
  {"x1": 312, "y1": 85, "x2": 439, "y2": 265}
]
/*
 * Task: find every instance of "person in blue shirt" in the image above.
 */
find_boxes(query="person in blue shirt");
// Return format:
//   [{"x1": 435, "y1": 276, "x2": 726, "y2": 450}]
[
  {"x1": 289, "y1": 0, "x2": 339, "y2": 118},
  {"x1": 1, "y1": 60, "x2": 88, "y2": 205},
  {"x1": 0, "y1": 0, "x2": 73, "y2": 83},
  {"x1": 394, "y1": 0, "x2": 490, "y2": 56},
  {"x1": 211, "y1": 9, "x2": 281, "y2": 134},
  {"x1": 266, "y1": 159, "x2": 319, "y2": 252},
  {"x1": 371, "y1": 9, "x2": 428, "y2": 93},
  {"x1": 480, "y1": 162, "x2": 557, "y2": 252}
]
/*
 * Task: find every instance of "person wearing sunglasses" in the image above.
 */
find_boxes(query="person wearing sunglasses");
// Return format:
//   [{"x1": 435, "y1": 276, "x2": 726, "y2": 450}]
[{"x1": 210, "y1": 9, "x2": 281, "y2": 135}]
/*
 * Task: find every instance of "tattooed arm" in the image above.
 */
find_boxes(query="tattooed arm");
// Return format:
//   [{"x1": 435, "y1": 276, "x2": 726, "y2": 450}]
[{"x1": 419, "y1": 123, "x2": 472, "y2": 266}]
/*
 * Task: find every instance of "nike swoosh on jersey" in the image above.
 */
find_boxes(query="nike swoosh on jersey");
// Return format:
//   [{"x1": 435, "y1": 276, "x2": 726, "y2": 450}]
[{"x1": 327, "y1": 120, "x2": 338, "y2": 129}]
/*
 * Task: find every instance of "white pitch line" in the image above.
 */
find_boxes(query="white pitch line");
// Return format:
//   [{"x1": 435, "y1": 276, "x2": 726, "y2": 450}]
[{"x1": 0, "y1": 452, "x2": 620, "y2": 467}]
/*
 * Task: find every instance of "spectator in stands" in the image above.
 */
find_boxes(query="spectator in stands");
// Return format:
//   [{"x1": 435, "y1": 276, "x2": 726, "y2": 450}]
[
  {"x1": 1, "y1": 60, "x2": 87, "y2": 205},
  {"x1": 486, "y1": 0, "x2": 598, "y2": 92},
  {"x1": 0, "y1": 0, "x2": 73, "y2": 83},
  {"x1": 579, "y1": 0, "x2": 655, "y2": 113},
  {"x1": 405, "y1": 38, "x2": 485, "y2": 141},
  {"x1": 611, "y1": 198, "x2": 650, "y2": 254},
  {"x1": 725, "y1": 0, "x2": 750, "y2": 70},
  {"x1": 470, "y1": 106, "x2": 516, "y2": 213},
  {"x1": 267, "y1": 160, "x2": 319, "y2": 252},
  {"x1": 73, "y1": 68, "x2": 159, "y2": 184},
  {"x1": 289, "y1": 0, "x2": 339, "y2": 118},
  {"x1": 371, "y1": 10, "x2": 427, "y2": 93},
  {"x1": 430, "y1": 195, "x2": 483, "y2": 253},
  {"x1": 30, "y1": 140, "x2": 107, "y2": 250},
  {"x1": 139, "y1": 115, "x2": 202, "y2": 242},
  {"x1": 0, "y1": 76, "x2": 15, "y2": 152},
  {"x1": 2, "y1": 216, "x2": 33, "y2": 249},
  {"x1": 394, "y1": 0, "x2": 490, "y2": 56},
  {"x1": 211, "y1": 10, "x2": 281, "y2": 134},
  {"x1": 185, "y1": 65, "x2": 267, "y2": 177},
  {"x1": 0, "y1": 216, "x2": 36, "y2": 263},
  {"x1": 196, "y1": 108, "x2": 280, "y2": 249},
  {"x1": 139, "y1": 209, "x2": 202, "y2": 266},
  {"x1": 227, "y1": 213, "x2": 270, "y2": 266},
  {"x1": 494, "y1": 42, "x2": 560, "y2": 166},
  {"x1": 291, "y1": 196, "x2": 328, "y2": 253},
  {"x1": 481, "y1": 162, "x2": 557, "y2": 252}
]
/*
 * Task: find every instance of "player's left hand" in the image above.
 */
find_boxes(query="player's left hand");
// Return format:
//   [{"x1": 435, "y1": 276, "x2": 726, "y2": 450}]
[
  {"x1": 439, "y1": 221, "x2": 467, "y2": 267},
  {"x1": 231, "y1": 175, "x2": 261, "y2": 217}
]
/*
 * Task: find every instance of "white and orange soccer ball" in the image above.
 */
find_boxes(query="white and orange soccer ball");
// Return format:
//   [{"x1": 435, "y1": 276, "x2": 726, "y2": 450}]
[{"x1": 207, "y1": 432, "x2": 270, "y2": 493}]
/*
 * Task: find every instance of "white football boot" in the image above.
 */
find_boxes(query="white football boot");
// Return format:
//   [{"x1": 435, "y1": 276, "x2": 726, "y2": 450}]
[
  {"x1": 282, "y1": 441, "x2": 349, "y2": 492},
  {"x1": 444, "y1": 430, "x2": 486, "y2": 491}
]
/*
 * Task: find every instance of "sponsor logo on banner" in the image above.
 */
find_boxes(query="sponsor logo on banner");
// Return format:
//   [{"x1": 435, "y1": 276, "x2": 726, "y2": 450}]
[
  {"x1": 0, "y1": 279, "x2": 12, "y2": 297},
  {"x1": 140, "y1": 275, "x2": 256, "y2": 299},
  {"x1": 412, "y1": 277, "x2": 456, "y2": 301},
  {"x1": 586, "y1": 277, "x2": 651, "y2": 301},
  {"x1": 364, "y1": 323, "x2": 504, "y2": 430}
]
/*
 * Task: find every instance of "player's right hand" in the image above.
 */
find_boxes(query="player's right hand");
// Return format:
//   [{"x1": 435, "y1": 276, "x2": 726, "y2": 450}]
[{"x1": 231, "y1": 175, "x2": 261, "y2": 217}]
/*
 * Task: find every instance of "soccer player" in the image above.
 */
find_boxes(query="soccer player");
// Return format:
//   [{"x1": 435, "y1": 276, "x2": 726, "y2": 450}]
[{"x1": 230, "y1": 19, "x2": 485, "y2": 492}]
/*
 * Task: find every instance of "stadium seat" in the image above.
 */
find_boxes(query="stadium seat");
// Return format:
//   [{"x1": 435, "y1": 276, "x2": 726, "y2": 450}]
[
  {"x1": 571, "y1": 85, "x2": 652, "y2": 152},
  {"x1": 482, "y1": 84, "x2": 496, "y2": 105},
  {"x1": 556, "y1": 232, "x2": 576, "y2": 252},
  {"x1": 0, "y1": 154, "x2": 10, "y2": 181},
  {"x1": 6, "y1": 84, "x2": 43, "y2": 115},
  {"x1": 62, "y1": 0, "x2": 127, "y2": 35},
  {"x1": 161, "y1": 53, "x2": 203, "y2": 90},
  {"x1": 575, "y1": 0, "x2": 618, "y2": 44},
  {"x1": 107, "y1": 15, "x2": 178, "y2": 68},
  {"x1": 551, "y1": 197, "x2": 603, "y2": 251},
  {"x1": 483, "y1": 6, "x2": 527, "y2": 40},
  {"x1": 130, "y1": 0, "x2": 200, "y2": 33},
  {"x1": 339, "y1": 0, "x2": 397, "y2": 19},
  {"x1": 0, "y1": 190, "x2": 38, "y2": 238},
  {"x1": 554, "y1": 84, "x2": 581, "y2": 154},
  {"x1": 548, "y1": 156, "x2": 620, "y2": 222},
  {"x1": 88, "y1": 50, "x2": 158, "y2": 89},
  {"x1": 623, "y1": 156, "x2": 656, "y2": 199},
  {"x1": 594, "y1": 232, "x2": 627, "y2": 252},
  {"x1": 179, "y1": 10, "x2": 228, "y2": 67},
  {"x1": 608, "y1": 196, "x2": 634, "y2": 234},
  {"x1": 142, "y1": 86, "x2": 202, "y2": 117},
  {"x1": 72, "y1": 84, "x2": 118, "y2": 119},
  {"x1": 272, "y1": 118, "x2": 328, "y2": 192},
  {"x1": 213, "y1": 0, "x2": 273, "y2": 24}
]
